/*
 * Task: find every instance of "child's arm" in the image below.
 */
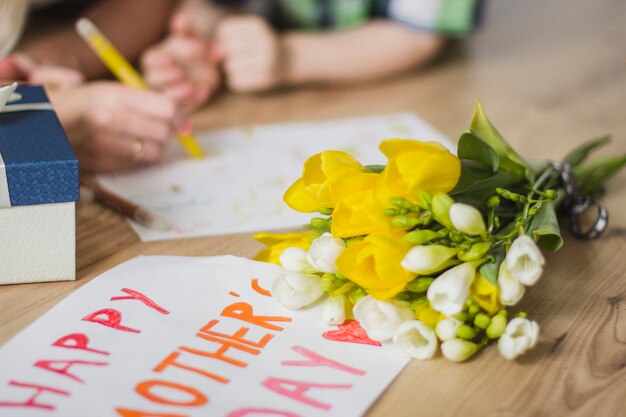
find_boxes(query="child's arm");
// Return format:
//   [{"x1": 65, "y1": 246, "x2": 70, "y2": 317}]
[
  {"x1": 16, "y1": 0, "x2": 176, "y2": 79},
  {"x1": 216, "y1": 16, "x2": 444, "y2": 93}
]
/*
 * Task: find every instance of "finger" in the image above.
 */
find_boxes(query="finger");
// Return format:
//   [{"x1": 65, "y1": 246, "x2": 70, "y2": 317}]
[
  {"x1": 122, "y1": 88, "x2": 177, "y2": 120},
  {"x1": 170, "y1": 13, "x2": 195, "y2": 36},
  {"x1": 144, "y1": 66, "x2": 185, "y2": 87},
  {"x1": 0, "y1": 56, "x2": 27, "y2": 80},
  {"x1": 112, "y1": 109, "x2": 174, "y2": 145},
  {"x1": 82, "y1": 133, "x2": 163, "y2": 166}
]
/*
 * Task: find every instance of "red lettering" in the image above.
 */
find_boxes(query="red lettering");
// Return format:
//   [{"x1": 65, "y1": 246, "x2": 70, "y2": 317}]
[
  {"x1": 115, "y1": 408, "x2": 187, "y2": 417},
  {"x1": 82, "y1": 308, "x2": 140, "y2": 333},
  {"x1": 111, "y1": 288, "x2": 170, "y2": 315},
  {"x1": 182, "y1": 334, "x2": 258, "y2": 368},
  {"x1": 262, "y1": 377, "x2": 351, "y2": 410},
  {"x1": 0, "y1": 381, "x2": 69, "y2": 410},
  {"x1": 154, "y1": 351, "x2": 229, "y2": 384},
  {"x1": 52, "y1": 333, "x2": 110, "y2": 356},
  {"x1": 227, "y1": 408, "x2": 301, "y2": 417},
  {"x1": 136, "y1": 380, "x2": 207, "y2": 407},
  {"x1": 283, "y1": 346, "x2": 365, "y2": 376},
  {"x1": 221, "y1": 302, "x2": 291, "y2": 331},
  {"x1": 34, "y1": 359, "x2": 108, "y2": 383},
  {"x1": 199, "y1": 320, "x2": 273, "y2": 348}
]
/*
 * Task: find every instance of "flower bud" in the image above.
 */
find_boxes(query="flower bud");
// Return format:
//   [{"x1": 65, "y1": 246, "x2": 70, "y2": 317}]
[
  {"x1": 353, "y1": 296, "x2": 413, "y2": 341},
  {"x1": 458, "y1": 242, "x2": 492, "y2": 262},
  {"x1": 441, "y1": 338, "x2": 479, "y2": 362},
  {"x1": 403, "y1": 229, "x2": 441, "y2": 246},
  {"x1": 306, "y1": 233, "x2": 346, "y2": 274},
  {"x1": 505, "y1": 235, "x2": 545, "y2": 286},
  {"x1": 279, "y1": 247, "x2": 313, "y2": 272},
  {"x1": 497, "y1": 262, "x2": 525, "y2": 305},
  {"x1": 322, "y1": 295, "x2": 348, "y2": 325},
  {"x1": 431, "y1": 193, "x2": 454, "y2": 228},
  {"x1": 456, "y1": 324, "x2": 478, "y2": 340},
  {"x1": 271, "y1": 271, "x2": 325, "y2": 309},
  {"x1": 473, "y1": 313, "x2": 491, "y2": 329},
  {"x1": 498, "y1": 317, "x2": 539, "y2": 360},
  {"x1": 486, "y1": 314, "x2": 507, "y2": 339},
  {"x1": 401, "y1": 245, "x2": 459, "y2": 275},
  {"x1": 427, "y1": 262, "x2": 478, "y2": 316},
  {"x1": 406, "y1": 277, "x2": 435, "y2": 293},
  {"x1": 449, "y1": 203, "x2": 487, "y2": 236},
  {"x1": 435, "y1": 318, "x2": 461, "y2": 342},
  {"x1": 392, "y1": 320, "x2": 438, "y2": 360}
]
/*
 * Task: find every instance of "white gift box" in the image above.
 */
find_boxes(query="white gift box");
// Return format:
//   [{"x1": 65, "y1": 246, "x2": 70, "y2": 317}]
[{"x1": 0, "y1": 84, "x2": 78, "y2": 284}]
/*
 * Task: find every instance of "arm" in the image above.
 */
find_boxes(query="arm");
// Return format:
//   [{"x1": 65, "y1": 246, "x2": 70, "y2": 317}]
[
  {"x1": 283, "y1": 20, "x2": 445, "y2": 86},
  {"x1": 18, "y1": 0, "x2": 177, "y2": 79}
]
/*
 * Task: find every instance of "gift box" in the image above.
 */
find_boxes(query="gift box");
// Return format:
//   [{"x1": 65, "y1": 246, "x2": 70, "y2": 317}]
[{"x1": 0, "y1": 84, "x2": 79, "y2": 285}]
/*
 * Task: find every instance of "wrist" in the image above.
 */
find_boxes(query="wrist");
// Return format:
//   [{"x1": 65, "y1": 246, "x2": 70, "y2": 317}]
[{"x1": 281, "y1": 32, "x2": 318, "y2": 86}]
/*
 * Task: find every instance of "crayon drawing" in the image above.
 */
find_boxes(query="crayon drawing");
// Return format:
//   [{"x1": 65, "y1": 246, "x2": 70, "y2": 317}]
[{"x1": 98, "y1": 113, "x2": 454, "y2": 241}]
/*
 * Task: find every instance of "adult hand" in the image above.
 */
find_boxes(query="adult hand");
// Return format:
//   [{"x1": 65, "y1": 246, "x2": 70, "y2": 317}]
[
  {"x1": 215, "y1": 15, "x2": 285, "y2": 93},
  {"x1": 50, "y1": 82, "x2": 180, "y2": 172},
  {"x1": 0, "y1": 54, "x2": 84, "y2": 90}
]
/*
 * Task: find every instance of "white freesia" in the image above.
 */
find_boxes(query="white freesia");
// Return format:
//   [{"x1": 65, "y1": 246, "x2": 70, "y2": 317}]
[
  {"x1": 321, "y1": 295, "x2": 347, "y2": 325},
  {"x1": 449, "y1": 203, "x2": 487, "y2": 236},
  {"x1": 392, "y1": 320, "x2": 438, "y2": 360},
  {"x1": 506, "y1": 235, "x2": 545, "y2": 286},
  {"x1": 427, "y1": 262, "x2": 477, "y2": 316},
  {"x1": 497, "y1": 262, "x2": 525, "y2": 305},
  {"x1": 401, "y1": 245, "x2": 459, "y2": 274},
  {"x1": 271, "y1": 271, "x2": 325, "y2": 310},
  {"x1": 353, "y1": 296, "x2": 413, "y2": 342},
  {"x1": 279, "y1": 247, "x2": 313, "y2": 273},
  {"x1": 435, "y1": 318, "x2": 462, "y2": 342},
  {"x1": 498, "y1": 317, "x2": 539, "y2": 360},
  {"x1": 306, "y1": 233, "x2": 346, "y2": 274},
  {"x1": 441, "y1": 338, "x2": 479, "y2": 362}
]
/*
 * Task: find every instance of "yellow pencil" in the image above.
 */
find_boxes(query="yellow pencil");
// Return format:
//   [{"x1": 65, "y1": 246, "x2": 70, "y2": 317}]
[{"x1": 75, "y1": 17, "x2": 205, "y2": 158}]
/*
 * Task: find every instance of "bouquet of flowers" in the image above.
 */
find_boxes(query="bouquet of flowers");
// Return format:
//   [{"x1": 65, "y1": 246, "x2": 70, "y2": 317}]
[{"x1": 254, "y1": 102, "x2": 626, "y2": 362}]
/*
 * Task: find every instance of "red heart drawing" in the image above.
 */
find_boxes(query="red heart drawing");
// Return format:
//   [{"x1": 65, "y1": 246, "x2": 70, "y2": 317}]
[{"x1": 323, "y1": 320, "x2": 382, "y2": 346}]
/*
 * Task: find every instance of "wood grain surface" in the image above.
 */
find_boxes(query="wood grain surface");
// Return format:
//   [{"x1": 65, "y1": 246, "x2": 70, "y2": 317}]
[{"x1": 1, "y1": 1, "x2": 625, "y2": 416}]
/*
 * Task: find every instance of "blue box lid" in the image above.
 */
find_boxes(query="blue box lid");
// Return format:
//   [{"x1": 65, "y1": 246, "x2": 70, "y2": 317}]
[{"x1": 0, "y1": 84, "x2": 79, "y2": 207}]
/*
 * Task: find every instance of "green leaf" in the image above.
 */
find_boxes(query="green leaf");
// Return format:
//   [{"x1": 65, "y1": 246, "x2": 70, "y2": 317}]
[
  {"x1": 562, "y1": 135, "x2": 612, "y2": 167},
  {"x1": 362, "y1": 164, "x2": 385, "y2": 173},
  {"x1": 526, "y1": 202, "x2": 563, "y2": 251},
  {"x1": 470, "y1": 100, "x2": 532, "y2": 181},
  {"x1": 479, "y1": 247, "x2": 505, "y2": 285},
  {"x1": 457, "y1": 129, "x2": 499, "y2": 171},
  {"x1": 574, "y1": 154, "x2": 626, "y2": 195},
  {"x1": 451, "y1": 162, "x2": 520, "y2": 198}
]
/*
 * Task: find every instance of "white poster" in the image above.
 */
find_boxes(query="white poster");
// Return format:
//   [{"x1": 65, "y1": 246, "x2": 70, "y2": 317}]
[
  {"x1": 98, "y1": 113, "x2": 453, "y2": 241},
  {"x1": 0, "y1": 256, "x2": 410, "y2": 417}
]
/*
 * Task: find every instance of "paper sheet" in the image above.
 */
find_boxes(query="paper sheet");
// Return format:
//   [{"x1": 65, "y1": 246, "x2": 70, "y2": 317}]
[
  {"x1": 98, "y1": 113, "x2": 454, "y2": 241},
  {"x1": 0, "y1": 256, "x2": 410, "y2": 417}
]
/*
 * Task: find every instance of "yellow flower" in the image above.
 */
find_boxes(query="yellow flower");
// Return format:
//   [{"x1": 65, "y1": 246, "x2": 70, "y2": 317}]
[
  {"x1": 414, "y1": 302, "x2": 445, "y2": 328},
  {"x1": 284, "y1": 151, "x2": 375, "y2": 212},
  {"x1": 331, "y1": 188, "x2": 391, "y2": 238},
  {"x1": 253, "y1": 231, "x2": 319, "y2": 265},
  {"x1": 335, "y1": 230, "x2": 414, "y2": 300},
  {"x1": 470, "y1": 274, "x2": 502, "y2": 315},
  {"x1": 376, "y1": 139, "x2": 461, "y2": 206}
]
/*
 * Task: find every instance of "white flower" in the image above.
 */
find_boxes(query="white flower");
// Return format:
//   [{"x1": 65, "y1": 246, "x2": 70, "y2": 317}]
[
  {"x1": 321, "y1": 295, "x2": 347, "y2": 325},
  {"x1": 506, "y1": 235, "x2": 545, "y2": 286},
  {"x1": 401, "y1": 245, "x2": 459, "y2": 274},
  {"x1": 306, "y1": 233, "x2": 346, "y2": 274},
  {"x1": 449, "y1": 203, "x2": 487, "y2": 236},
  {"x1": 353, "y1": 296, "x2": 413, "y2": 342},
  {"x1": 497, "y1": 317, "x2": 539, "y2": 360},
  {"x1": 271, "y1": 271, "x2": 325, "y2": 309},
  {"x1": 441, "y1": 338, "x2": 479, "y2": 362},
  {"x1": 279, "y1": 247, "x2": 313, "y2": 272},
  {"x1": 435, "y1": 318, "x2": 462, "y2": 342},
  {"x1": 497, "y1": 262, "x2": 525, "y2": 305},
  {"x1": 427, "y1": 262, "x2": 477, "y2": 317},
  {"x1": 392, "y1": 320, "x2": 438, "y2": 360}
]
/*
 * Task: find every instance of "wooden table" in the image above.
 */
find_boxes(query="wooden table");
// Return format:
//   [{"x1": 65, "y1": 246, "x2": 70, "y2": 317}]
[{"x1": 2, "y1": 0, "x2": 625, "y2": 415}]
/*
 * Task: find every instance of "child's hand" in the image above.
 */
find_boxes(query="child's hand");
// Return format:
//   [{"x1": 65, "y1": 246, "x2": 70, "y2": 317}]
[
  {"x1": 51, "y1": 82, "x2": 180, "y2": 172},
  {"x1": 0, "y1": 54, "x2": 84, "y2": 90},
  {"x1": 141, "y1": 35, "x2": 221, "y2": 112},
  {"x1": 216, "y1": 15, "x2": 285, "y2": 93}
]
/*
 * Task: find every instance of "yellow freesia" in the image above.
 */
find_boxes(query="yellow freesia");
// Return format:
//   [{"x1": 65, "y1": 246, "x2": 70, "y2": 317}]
[
  {"x1": 253, "y1": 231, "x2": 319, "y2": 265},
  {"x1": 376, "y1": 139, "x2": 461, "y2": 206},
  {"x1": 284, "y1": 151, "x2": 374, "y2": 212},
  {"x1": 470, "y1": 274, "x2": 502, "y2": 315},
  {"x1": 335, "y1": 230, "x2": 414, "y2": 300},
  {"x1": 414, "y1": 302, "x2": 445, "y2": 328},
  {"x1": 331, "y1": 188, "x2": 391, "y2": 238}
]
